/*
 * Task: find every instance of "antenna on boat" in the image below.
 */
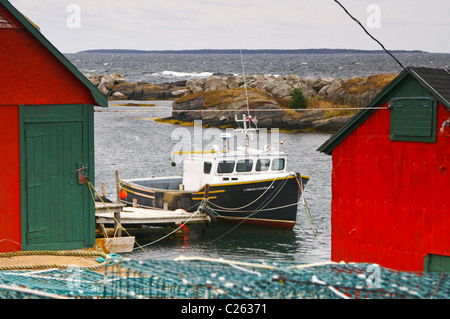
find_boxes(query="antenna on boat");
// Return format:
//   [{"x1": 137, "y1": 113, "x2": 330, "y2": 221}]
[
  {"x1": 239, "y1": 47, "x2": 251, "y2": 118},
  {"x1": 236, "y1": 45, "x2": 259, "y2": 153}
]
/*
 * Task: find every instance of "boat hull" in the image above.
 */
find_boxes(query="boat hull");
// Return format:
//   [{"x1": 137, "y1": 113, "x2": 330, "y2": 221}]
[{"x1": 120, "y1": 173, "x2": 309, "y2": 228}]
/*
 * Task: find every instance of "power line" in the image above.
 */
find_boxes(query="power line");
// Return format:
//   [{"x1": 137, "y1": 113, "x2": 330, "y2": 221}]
[
  {"x1": 95, "y1": 106, "x2": 390, "y2": 113},
  {"x1": 333, "y1": 0, "x2": 406, "y2": 71}
]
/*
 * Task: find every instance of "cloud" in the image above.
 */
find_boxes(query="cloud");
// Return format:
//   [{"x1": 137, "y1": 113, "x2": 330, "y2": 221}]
[{"x1": 7, "y1": 0, "x2": 450, "y2": 53}]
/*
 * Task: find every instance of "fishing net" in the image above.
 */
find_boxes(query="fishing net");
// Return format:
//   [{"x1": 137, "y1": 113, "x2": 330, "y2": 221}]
[{"x1": 0, "y1": 256, "x2": 448, "y2": 299}]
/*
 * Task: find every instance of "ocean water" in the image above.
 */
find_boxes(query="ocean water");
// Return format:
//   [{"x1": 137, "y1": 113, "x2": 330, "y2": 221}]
[
  {"x1": 67, "y1": 52, "x2": 450, "y2": 84},
  {"x1": 86, "y1": 52, "x2": 449, "y2": 263},
  {"x1": 94, "y1": 102, "x2": 332, "y2": 263}
]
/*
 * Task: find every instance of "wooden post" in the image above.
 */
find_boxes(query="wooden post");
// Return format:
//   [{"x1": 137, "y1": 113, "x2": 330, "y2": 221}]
[
  {"x1": 115, "y1": 170, "x2": 122, "y2": 237},
  {"x1": 101, "y1": 182, "x2": 106, "y2": 197},
  {"x1": 204, "y1": 184, "x2": 210, "y2": 200},
  {"x1": 201, "y1": 184, "x2": 210, "y2": 234}
]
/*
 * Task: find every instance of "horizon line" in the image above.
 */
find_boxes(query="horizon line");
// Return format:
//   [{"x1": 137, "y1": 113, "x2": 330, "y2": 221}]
[{"x1": 72, "y1": 48, "x2": 437, "y2": 55}]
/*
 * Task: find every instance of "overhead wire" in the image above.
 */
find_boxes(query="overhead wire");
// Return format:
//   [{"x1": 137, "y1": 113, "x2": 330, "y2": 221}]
[{"x1": 333, "y1": 0, "x2": 406, "y2": 71}]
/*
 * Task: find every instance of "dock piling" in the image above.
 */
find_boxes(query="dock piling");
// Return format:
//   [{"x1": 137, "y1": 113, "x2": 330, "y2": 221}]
[{"x1": 115, "y1": 170, "x2": 122, "y2": 237}]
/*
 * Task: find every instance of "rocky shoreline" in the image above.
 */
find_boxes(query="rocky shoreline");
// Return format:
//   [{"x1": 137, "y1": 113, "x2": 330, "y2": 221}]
[{"x1": 85, "y1": 72, "x2": 397, "y2": 132}]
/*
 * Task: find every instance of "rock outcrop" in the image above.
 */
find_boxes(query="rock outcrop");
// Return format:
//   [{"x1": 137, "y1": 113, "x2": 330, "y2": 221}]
[
  {"x1": 168, "y1": 73, "x2": 396, "y2": 132},
  {"x1": 84, "y1": 73, "x2": 187, "y2": 99},
  {"x1": 185, "y1": 73, "x2": 396, "y2": 107},
  {"x1": 85, "y1": 72, "x2": 396, "y2": 132},
  {"x1": 172, "y1": 89, "x2": 284, "y2": 128}
]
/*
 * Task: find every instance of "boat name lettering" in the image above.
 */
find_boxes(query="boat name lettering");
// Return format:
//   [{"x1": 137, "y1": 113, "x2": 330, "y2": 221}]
[{"x1": 244, "y1": 186, "x2": 274, "y2": 192}]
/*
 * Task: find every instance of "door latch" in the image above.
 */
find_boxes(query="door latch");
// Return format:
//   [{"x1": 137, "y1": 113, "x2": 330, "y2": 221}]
[{"x1": 74, "y1": 163, "x2": 89, "y2": 184}]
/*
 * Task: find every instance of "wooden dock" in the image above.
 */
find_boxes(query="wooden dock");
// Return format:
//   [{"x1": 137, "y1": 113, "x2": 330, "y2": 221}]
[{"x1": 95, "y1": 203, "x2": 210, "y2": 227}]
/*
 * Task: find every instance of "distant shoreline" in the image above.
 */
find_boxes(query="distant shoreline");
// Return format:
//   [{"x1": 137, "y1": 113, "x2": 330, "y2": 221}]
[{"x1": 76, "y1": 48, "x2": 429, "y2": 55}]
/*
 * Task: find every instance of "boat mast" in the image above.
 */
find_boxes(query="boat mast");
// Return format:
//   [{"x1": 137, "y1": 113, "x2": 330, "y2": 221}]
[
  {"x1": 235, "y1": 114, "x2": 257, "y2": 153},
  {"x1": 240, "y1": 47, "x2": 251, "y2": 118},
  {"x1": 236, "y1": 48, "x2": 258, "y2": 153}
]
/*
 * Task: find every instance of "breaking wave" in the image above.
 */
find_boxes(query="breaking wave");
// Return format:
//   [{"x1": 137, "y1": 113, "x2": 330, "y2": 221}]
[{"x1": 153, "y1": 70, "x2": 214, "y2": 78}]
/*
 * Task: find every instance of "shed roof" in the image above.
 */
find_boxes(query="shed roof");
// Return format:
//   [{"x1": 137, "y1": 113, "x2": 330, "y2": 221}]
[
  {"x1": 317, "y1": 67, "x2": 450, "y2": 155},
  {"x1": 0, "y1": 0, "x2": 108, "y2": 107}
]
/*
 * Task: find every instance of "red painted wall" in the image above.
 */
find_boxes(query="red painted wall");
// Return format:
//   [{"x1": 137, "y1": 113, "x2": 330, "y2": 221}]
[
  {"x1": 0, "y1": 107, "x2": 21, "y2": 252},
  {"x1": 331, "y1": 102, "x2": 450, "y2": 271},
  {"x1": 0, "y1": 4, "x2": 96, "y2": 252},
  {"x1": 0, "y1": 4, "x2": 96, "y2": 106}
]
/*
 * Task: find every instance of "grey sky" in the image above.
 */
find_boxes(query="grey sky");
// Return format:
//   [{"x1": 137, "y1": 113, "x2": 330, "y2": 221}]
[{"x1": 8, "y1": 0, "x2": 450, "y2": 53}]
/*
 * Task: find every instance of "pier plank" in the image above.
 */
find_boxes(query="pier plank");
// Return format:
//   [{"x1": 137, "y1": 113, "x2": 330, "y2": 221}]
[{"x1": 95, "y1": 204, "x2": 209, "y2": 226}]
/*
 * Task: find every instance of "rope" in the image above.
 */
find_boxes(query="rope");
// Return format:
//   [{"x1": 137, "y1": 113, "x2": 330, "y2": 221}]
[
  {"x1": 207, "y1": 175, "x2": 290, "y2": 221},
  {"x1": 87, "y1": 182, "x2": 152, "y2": 258},
  {"x1": 174, "y1": 255, "x2": 276, "y2": 270},
  {"x1": 95, "y1": 107, "x2": 390, "y2": 113},
  {"x1": 0, "y1": 283, "x2": 71, "y2": 299},
  {"x1": 207, "y1": 176, "x2": 279, "y2": 211},
  {"x1": 131, "y1": 200, "x2": 206, "y2": 250},
  {"x1": 295, "y1": 175, "x2": 318, "y2": 236},
  {"x1": 0, "y1": 250, "x2": 110, "y2": 271},
  {"x1": 201, "y1": 177, "x2": 293, "y2": 245},
  {"x1": 88, "y1": 181, "x2": 213, "y2": 254},
  {"x1": 87, "y1": 181, "x2": 109, "y2": 239}
]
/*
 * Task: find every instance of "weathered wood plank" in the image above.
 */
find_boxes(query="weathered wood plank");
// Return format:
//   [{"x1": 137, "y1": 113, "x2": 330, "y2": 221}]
[{"x1": 95, "y1": 206, "x2": 209, "y2": 226}]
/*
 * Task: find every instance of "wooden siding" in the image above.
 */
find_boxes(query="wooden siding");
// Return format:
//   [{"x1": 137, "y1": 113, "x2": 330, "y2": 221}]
[
  {"x1": 0, "y1": 106, "x2": 21, "y2": 253},
  {"x1": 331, "y1": 101, "x2": 450, "y2": 271},
  {"x1": 0, "y1": 4, "x2": 97, "y2": 106}
]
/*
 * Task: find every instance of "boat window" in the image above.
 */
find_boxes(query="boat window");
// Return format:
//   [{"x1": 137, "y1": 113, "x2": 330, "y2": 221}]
[
  {"x1": 256, "y1": 159, "x2": 270, "y2": 171},
  {"x1": 271, "y1": 158, "x2": 285, "y2": 171},
  {"x1": 236, "y1": 159, "x2": 253, "y2": 172},
  {"x1": 203, "y1": 161, "x2": 212, "y2": 174},
  {"x1": 217, "y1": 160, "x2": 235, "y2": 173}
]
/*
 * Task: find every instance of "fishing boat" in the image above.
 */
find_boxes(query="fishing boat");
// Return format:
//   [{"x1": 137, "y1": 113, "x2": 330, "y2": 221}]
[{"x1": 119, "y1": 114, "x2": 310, "y2": 228}]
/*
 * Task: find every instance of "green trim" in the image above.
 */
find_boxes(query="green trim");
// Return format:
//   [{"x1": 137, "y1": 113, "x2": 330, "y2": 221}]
[
  {"x1": 389, "y1": 97, "x2": 436, "y2": 143},
  {"x1": 0, "y1": 0, "x2": 108, "y2": 107},
  {"x1": 85, "y1": 104, "x2": 96, "y2": 245},
  {"x1": 317, "y1": 67, "x2": 449, "y2": 155},
  {"x1": 19, "y1": 105, "x2": 27, "y2": 250}
]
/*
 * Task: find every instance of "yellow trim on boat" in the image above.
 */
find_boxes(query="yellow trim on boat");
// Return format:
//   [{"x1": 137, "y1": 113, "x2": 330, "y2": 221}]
[
  {"x1": 192, "y1": 196, "x2": 217, "y2": 201},
  {"x1": 192, "y1": 189, "x2": 225, "y2": 195},
  {"x1": 204, "y1": 174, "x2": 310, "y2": 188},
  {"x1": 121, "y1": 187, "x2": 155, "y2": 199},
  {"x1": 121, "y1": 181, "x2": 156, "y2": 194}
]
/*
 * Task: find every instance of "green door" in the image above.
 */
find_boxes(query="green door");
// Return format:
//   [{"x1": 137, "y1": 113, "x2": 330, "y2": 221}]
[{"x1": 21, "y1": 104, "x2": 95, "y2": 250}]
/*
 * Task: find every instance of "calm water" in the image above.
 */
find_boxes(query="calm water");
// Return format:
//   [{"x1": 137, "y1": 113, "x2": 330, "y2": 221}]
[{"x1": 94, "y1": 101, "x2": 332, "y2": 263}]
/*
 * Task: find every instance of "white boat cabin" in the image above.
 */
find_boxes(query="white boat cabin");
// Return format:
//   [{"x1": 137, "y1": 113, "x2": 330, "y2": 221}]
[{"x1": 181, "y1": 147, "x2": 290, "y2": 191}]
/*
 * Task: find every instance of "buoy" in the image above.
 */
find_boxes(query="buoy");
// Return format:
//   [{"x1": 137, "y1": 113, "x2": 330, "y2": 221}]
[
  {"x1": 119, "y1": 190, "x2": 127, "y2": 199},
  {"x1": 180, "y1": 223, "x2": 189, "y2": 233}
]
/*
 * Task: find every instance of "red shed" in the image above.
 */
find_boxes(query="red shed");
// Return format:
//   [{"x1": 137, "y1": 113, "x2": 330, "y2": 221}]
[
  {"x1": 318, "y1": 67, "x2": 450, "y2": 272},
  {"x1": 0, "y1": 0, "x2": 107, "y2": 252}
]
